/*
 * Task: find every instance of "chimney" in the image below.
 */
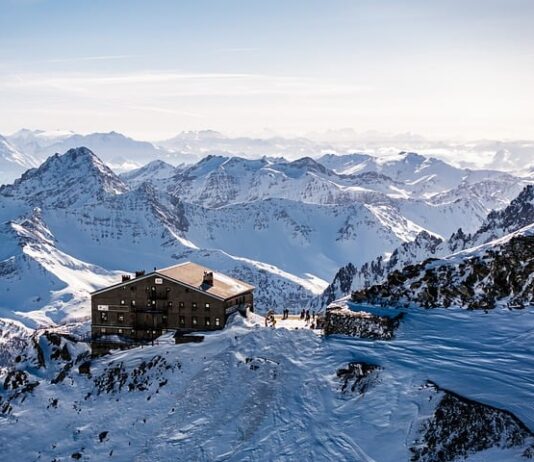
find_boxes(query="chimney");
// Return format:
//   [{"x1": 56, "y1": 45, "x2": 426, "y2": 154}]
[
  {"x1": 122, "y1": 274, "x2": 131, "y2": 282},
  {"x1": 203, "y1": 271, "x2": 214, "y2": 286},
  {"x1": 135, "y1": 270, "x2": 145, "y2": 278}
]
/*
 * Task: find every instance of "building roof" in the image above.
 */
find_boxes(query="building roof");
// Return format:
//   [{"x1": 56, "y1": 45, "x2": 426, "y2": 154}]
[
  {"x1": 91, "y1": 261, "x2": 255, "y2": 300},
  {"x1": 157, "y1": 262, "x2": 254, "y2": 300}
]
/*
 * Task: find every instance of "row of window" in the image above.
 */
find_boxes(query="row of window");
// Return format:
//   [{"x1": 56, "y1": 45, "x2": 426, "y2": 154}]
[
  {"x1": 100, "y1": 312, "x2": 220, "y2": 327},
  {"x1": 179, "y1": 316, "x2": 220, "y2": 327},
  {"x1": 118, "y1": 300, "x2": 211, "y2": 310},
  {"x1": 123, "y1": 285, "x2": 192, "y2": 294}
]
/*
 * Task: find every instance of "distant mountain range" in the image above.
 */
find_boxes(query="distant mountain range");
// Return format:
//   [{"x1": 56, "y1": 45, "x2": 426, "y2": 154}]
[{"x1": 1, "y1": 128, "x2": 534, "y2": 186}]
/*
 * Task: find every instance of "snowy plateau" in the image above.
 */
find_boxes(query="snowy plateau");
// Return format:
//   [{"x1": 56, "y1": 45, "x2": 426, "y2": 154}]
[{"x1": 0, "y1": 132, "x2": 533, "y2": 461}]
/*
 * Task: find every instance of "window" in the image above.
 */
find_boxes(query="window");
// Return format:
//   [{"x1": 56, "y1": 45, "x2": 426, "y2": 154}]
[
  {"x1": 101, "y1": 327, "x2": 106, "y2": 333},
  {"x1": 168, "y1": 301, "x2": 173, "y2": 307},
  {"x1": 179, "y1": 301, "x2": 184, "y2": 309},
  {"x1": 131, "y1": 300, "x2": 136, "y2": 307},
  {"x1": 162, "y1": 315, "x2": 167, "y2": 321},
  {"x1": 192, "y1": 316, "x2": 198, "y2": 326},
  {"x1": 118, "y1": 314, "x2": 124, "y2": 323},
  {"x1": 152, "y1": 300, "x2": 156, "y2": 305},
  {"x1": 215, "y1": 318, "x2": 220, "y2": 327},
  {"x1": 100, "y1": 312, "x2": 108, "y2": 322},
  {"x1": 151, "y1": 286, "x2": 156, "y2": 292},
  {"x1": 118, "y1": 328, "x2": 123, "y2": 334},
  {"x1": 205, "y1": 302, "x2": 210, "y2": 310},
  {"x1": 179, "y1": 316, "x2": 185, "y2": 327},
  {"x1": 205, "y1": 317, "x2": 211, "y2": 327},
  {"x1": 120, "y1": 299, "x2": 125, "y2": 305},
  {"x1": 192, "y1": 302, "x2": 197, "y2": 310}
]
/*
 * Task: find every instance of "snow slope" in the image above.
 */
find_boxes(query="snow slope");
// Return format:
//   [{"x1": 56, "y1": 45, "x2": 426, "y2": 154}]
[{"x1": 0, "y1": 307, "x2": 532, "y2": 461}]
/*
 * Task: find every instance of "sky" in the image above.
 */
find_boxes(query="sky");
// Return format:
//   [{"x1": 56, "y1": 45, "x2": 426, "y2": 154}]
[{"x1": 0, "y1": 0, "x2": 533, "y2": 141}]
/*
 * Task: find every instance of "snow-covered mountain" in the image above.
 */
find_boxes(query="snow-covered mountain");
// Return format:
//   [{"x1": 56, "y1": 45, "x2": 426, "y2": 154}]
[
  {"x1": 5, "y1": 130, "x2": 195, "y2": 174},
  {"x1": 0, "y1": 146, "x2": 531, "y2": 327},
  {"x1": 119, "y1": 159, "x2": 179, "y2": 188},
  {"x1": 1, "y1": 143, "x2": 533, "y2": 461},
  {"x1": 315, "y1": 184, "x2": 534, "y2": 308},
  {"x1": 352, "y1": 224, "x2": 534, "y2": 309},
  {"x1": 0, "y1": 135, "x2": 40, "y2": 186},
  {"x1": 0, "y1": 147, "x2": 128, "y2": 208},
  {"x1": 0, "y1": 148, "x2": 323, "y2": 325}
]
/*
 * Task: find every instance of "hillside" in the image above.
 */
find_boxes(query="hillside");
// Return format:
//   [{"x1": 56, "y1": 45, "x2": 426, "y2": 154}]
[
  {"x1": 0, "y1": 308, "x2": 533, "y2": 461},
  {"x1": 317, "y1": 184, "x2": 534, "y2": 308}
]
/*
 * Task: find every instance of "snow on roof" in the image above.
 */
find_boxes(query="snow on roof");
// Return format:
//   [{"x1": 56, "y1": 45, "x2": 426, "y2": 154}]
[{"x1": 157, "y1": 262, "x2": 254, "y2": 300}]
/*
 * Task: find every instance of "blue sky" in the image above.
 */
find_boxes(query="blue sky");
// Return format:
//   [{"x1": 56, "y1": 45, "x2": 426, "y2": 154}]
[{"x1": 1, "y1": 0, "x2": 533, "y2": 140}]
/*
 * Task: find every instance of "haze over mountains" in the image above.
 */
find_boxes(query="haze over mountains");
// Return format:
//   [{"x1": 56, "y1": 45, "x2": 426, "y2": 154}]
[{"x1": 2, "y1": 128, "x2": 534, "y2": 186}]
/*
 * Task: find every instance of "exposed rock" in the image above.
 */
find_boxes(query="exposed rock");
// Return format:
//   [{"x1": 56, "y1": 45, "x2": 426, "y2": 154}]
[
  {"x1": 336, "y1": 362, "x2": 380, "y2": 394},
  {"x1": 78, "y1": 361, "x2": 91, "y2": 376},
  {"x1": 324, "y1": 305, "x2": 403, "y2": 339},
  {"x1": 93, "y1": 355, "x2": 180, "y2": 395},
  {"x1": 411, "y1": 381, "x2": 534, "y2": 462},
  {"x1": 352, "y1": 232, "x2": 534, "y2": 309}
]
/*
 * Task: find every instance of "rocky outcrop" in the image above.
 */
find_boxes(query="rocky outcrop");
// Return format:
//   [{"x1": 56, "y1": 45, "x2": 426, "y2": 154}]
[
  {"x1": 336, "y1": 362, "x2": 381, "y2": 394},
  {"x1": 411, "y1": 381, "x2": 534, "y2": 462},
  {"x1": 324, "y1": 305, "x2": 403, "y2": 339},
  {"x1": 313, "y1": 231, "x2": 444, "y2": 308},
  {"x1": 351, "y1": 232, "x2": 534, "y2": 309},
  {"x1": 318, "y1": 185, "x2": 534, "y2": 309},
  {"x1": 472, "y1": 184, "x2": 534, "y2": 245}
]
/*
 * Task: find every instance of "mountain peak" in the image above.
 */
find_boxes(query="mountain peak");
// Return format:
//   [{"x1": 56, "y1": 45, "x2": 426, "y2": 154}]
[{"x1": 0, "y1": 146, "x2": 127, "y2": 208}]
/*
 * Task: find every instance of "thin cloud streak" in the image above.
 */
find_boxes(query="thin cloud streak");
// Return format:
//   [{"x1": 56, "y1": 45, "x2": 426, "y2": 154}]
[{"x1": 1, "y1": 71, "x2": 371, "y2": 98}]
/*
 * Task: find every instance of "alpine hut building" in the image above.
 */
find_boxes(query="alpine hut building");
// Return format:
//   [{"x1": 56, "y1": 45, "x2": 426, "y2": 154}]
[{"x1": 91, "y1": 262, "x2": 254, "y2": 342}]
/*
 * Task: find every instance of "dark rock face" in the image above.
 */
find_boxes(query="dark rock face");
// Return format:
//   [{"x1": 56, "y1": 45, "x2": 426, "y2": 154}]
[
  {"x1": 320, "y1": 263, "x2": 357, "y2": 307},
  {"x1": 314, "y1": 231, "x2": 444, "y2": 308},
  {"x1": 411, "y1": 381, "x2": 534, "y2": 462},
  {"x1": 93, "y1": 355, "x2": 180, "y2": 395},
  {"x1": 473, "y1": 184, "x2": 534, "y2": 243},
  {"x1": 336, "y1": 362, "x2": 380, "y2": 394},
  {"x1": 317, "y1": 185, "x2": 534, "y2": 309},
  {"x1": 324, "y1": 306, "x2": 403, "y2": 339},
  {"x1": 352, "y1": 234, "x2": 534, "y2": 309}
]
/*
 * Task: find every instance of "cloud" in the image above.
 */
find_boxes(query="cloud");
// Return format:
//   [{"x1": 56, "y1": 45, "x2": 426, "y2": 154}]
[
  {"x1": 0, "y1": 70, "x2": 369, "y2": 99},
  {"x1": 44, "y1": 55, "x2": 140, "y2": 64}
]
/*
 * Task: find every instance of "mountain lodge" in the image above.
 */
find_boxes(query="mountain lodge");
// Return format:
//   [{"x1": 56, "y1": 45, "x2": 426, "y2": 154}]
[{"x1": 91, "y1": 262, "x2": 254, "y2": 342}]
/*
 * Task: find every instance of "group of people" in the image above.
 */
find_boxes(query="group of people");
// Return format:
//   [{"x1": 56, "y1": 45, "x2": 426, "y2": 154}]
[
  {"x1": 299, "y1": 309, "x2": 315, "y2": 323},
  {"x1": 264, "y1": 308, "x2": 321, "y2": 329}
]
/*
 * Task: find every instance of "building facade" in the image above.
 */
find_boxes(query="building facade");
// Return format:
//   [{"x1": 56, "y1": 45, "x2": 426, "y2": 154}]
[{"x1": 91, "y1": 262, "x2": 254, "y2": 341}]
